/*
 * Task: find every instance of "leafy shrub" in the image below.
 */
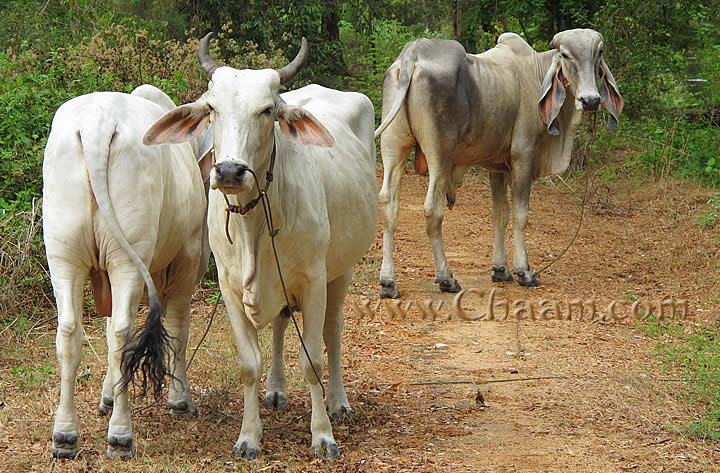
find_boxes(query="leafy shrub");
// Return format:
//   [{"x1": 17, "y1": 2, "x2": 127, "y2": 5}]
[{"x1": 341, "y1": 19, "x2": 442, "y2": 124}]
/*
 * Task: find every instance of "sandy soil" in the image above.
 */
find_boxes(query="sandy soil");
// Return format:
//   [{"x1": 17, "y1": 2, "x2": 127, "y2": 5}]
[{"x1": 1, "y1": 168, "x2": 719, "y2": 472}]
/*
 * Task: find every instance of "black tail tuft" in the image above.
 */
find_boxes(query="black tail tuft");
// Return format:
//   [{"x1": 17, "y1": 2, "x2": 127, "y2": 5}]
[{"x1": 119, "y1": 298, "x2": 176, "y2": 399}]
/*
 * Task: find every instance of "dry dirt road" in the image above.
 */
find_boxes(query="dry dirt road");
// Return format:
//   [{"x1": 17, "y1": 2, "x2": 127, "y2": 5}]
[{"x1": 2, "y1": 169, "x2": 719, "y2": 472}]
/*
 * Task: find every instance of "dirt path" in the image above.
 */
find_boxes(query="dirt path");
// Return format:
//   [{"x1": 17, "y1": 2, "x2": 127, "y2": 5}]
[
  {"x1": 336, "y1": 171, "x2": 720, "y2": 472},
  {"x1": 2, "y1": 170, "x2": 719, "y2": 472}
]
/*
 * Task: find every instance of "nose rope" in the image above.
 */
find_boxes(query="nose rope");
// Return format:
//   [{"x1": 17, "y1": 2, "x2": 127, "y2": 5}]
[{"x1": 217, "y1": 141, "x2": 326, "y2": 399}]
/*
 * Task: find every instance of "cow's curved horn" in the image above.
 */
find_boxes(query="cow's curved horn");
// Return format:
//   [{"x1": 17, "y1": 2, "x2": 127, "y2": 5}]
[
  {"x1": 198, "y1": 32, "x2": 219, "y2": 77},
  {"x1": 276, "y1": 37, "x2": 309, "y2": 85}
]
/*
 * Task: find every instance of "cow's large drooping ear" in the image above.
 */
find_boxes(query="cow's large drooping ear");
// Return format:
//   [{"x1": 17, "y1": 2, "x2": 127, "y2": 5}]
[
  {"x1": 599, "y1": 58, "x2": 624, "y2": 131},
  {"x1": 276, "y1": 104, "x2": 335, "y2": 148},
  {"x1": 143, "y1": 101, "x2": 212, "y2": 145},
  {"x1": 538, "y1": 56, "x2": 566, "y2": 136}
]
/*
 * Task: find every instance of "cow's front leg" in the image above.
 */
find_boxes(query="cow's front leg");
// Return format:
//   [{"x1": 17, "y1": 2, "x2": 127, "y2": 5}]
[
  {"x1": 164, "y1": 291, "x2": 197, "y2": 417},
  {"x1": 424, "y1": 161, "x2": 461, "y2": 293},
  {"x1": 300, "y1": 278, "x2": 340, "y2": 459},
  {"x1": 223, "y1": 288, "x2": 262, "y2": 460},
  {"x1": 50, "y1": 263, "x2": 86, "y2": 459},
  {"x1": 511, "y1": 162, "x2": 539, "y2": 287},
  {"x1": 264, "y1": 314, "x2": 289, "y2": 410},
  {"x1": 489, "y1": 172, "x2": 513, "y2": 283}
]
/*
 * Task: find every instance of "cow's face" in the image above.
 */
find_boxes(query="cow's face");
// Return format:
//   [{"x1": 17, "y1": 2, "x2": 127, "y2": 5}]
[
  {"x1": 553, "y1": 29, "x2": 606, "y2": 112},
  {"x1": 143, "y1": 34, "x2": 334, "y2": 196},
  {"x1": 203, "y1": 68, "x2": 279, "y2": 192},
  {"x1": 538, "y1": 28, "x2": 624, "y2": 134}
]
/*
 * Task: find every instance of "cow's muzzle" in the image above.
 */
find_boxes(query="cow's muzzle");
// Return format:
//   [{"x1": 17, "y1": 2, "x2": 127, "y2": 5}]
[
  {"x1": 213, "y1": 161, "x2": 250, "y2": 190},
  {"x1": 579, "y1": 95, "x2": 601, "y2": 112}
]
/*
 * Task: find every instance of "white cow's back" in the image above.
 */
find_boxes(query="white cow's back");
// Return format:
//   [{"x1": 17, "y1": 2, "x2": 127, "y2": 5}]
[{"x1": 43, "y1": 92, "x2": 205, "y2": 278}]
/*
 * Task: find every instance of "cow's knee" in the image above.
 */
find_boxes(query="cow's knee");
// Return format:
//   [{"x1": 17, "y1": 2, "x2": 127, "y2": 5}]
[
  {"x1": 57, "y1": 318, "x2": 77, "y2": 338},
  {"x1": 378, "y1": 189, "x2": 389, "y2": 205},
  {"x1": 300, "y1": 352, "x2": 324, "y2": 385}
]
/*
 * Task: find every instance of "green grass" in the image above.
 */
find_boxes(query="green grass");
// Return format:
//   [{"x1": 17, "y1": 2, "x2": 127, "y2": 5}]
[
  {"x1": 9, "y1": 362, "x2": 54, "y2": 389},
  {"x1": 698, "y1": 194, "x2": 720, "y2": 229},
  {"x1": 638, "y1": 318, "x2": 720, "y2": 440}
]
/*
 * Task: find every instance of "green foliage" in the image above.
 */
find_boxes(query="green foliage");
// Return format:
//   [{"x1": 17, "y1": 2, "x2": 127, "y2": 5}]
[
  {"x1": 698, "y1": 195, "x2": 720, "y2": 229},
  {"x1": 183, "y1": 0, "x2": 345, "y2": 87},
  {"x1": 341, "y1": 18, "x2": 443, "y2": 124},
  {"x1": 9, "y1": 362, "x2": 55, "y2": 389},
  {"x1": 639, "y1": 318, "x2": 720, "y2": 441}
]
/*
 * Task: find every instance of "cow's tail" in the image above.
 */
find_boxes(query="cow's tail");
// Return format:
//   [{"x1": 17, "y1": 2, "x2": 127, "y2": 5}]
[
  {"x1": 78, "y1": 109, "x2": 171, "y2": 399},
  {"x1": 374, "y1": 46, "x2": 416, "y2": 139}
]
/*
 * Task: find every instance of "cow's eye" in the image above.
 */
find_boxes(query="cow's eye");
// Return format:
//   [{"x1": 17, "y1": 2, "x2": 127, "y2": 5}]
[
  {"x1": 561, "y1": 52, "x2": 570, "y2": 60},
  {"x1": 261, "y1": 107, "x2": 273, "y2": 115}
]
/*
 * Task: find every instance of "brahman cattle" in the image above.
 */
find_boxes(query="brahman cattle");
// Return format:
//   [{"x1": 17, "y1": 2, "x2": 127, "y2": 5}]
[
  {"x1": 375, "y1": 29, "x2": 623, "y2": 297},
  {"x1": 43, "y1": 85, "x2": 211, "y2": 459},
  {"x1": 142, "y1": 34, "x2": 376, "y2": 459}
]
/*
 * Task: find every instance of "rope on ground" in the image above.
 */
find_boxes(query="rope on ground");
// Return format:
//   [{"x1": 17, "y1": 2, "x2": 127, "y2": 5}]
[
  {"x1": 534, "y1": 113, "x2": 598, "y2": 276},
  {"x1": 406, "y1": 376, "x2": 568, "y2": 386}
]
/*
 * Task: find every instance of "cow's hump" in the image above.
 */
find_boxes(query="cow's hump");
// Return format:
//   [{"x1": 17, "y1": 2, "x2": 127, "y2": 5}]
[{"x1": 496, "y1": 33, "x2": 535, "y2": 56}]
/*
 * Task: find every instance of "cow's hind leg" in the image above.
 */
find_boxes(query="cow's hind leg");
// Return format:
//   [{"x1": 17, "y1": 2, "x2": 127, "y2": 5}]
[
  {"x1": 423, "y1": 150, "x2": 461, "y2": 293},
  {"x1": 378, "y1": 132, "x2": 413, "y2": 299},
  {"x1": 165, "y1": 290, "x2": 196, "y2": 417},
  {"x1": 511, "y1": 160, "x2": 539, "y2": 287},
  {"x1": 324, "y1": 272, "x2": 352, "y2": 421},
  {"x1": 106, "y1": 270, "x2": 145, "y2": 459},
  {"x1": 489, "y1": 172, "x2": 513, "y2": 283},
  {"x1": 50, "y1": 262, "x2": 87, "y2": 459},
  {"x1": 98, "y1": 318, "x2": 115, "y2": 416},
  {"x1": 264, "y1": 314, "x2": 289, "y2": 410}
]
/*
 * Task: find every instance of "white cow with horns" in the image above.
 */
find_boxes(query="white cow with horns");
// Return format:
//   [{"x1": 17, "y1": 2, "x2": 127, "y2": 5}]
[
  {"x1": 43, "y1": 85, "x2": 211, "y2": 459},
  {"x1": 142, "y1": 34, "x2": 377, "y2": 459}
]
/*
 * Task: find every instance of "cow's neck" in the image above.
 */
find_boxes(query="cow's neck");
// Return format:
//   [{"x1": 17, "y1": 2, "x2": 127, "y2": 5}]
[
  {"x1": 533, "y1": 50, "x2": 556, "y2": 86},
  {"x1": 230, "y1": 135, "x2": 289, "y2": 316}
]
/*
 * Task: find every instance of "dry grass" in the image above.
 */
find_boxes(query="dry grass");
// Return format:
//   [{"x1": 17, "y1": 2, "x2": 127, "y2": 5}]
[
  {"x1": 2, "y1": 172, "x2": 720, "y2": 472},
  {"x1": 0, "y1": 200, "x2": 54, "y2": 327}
]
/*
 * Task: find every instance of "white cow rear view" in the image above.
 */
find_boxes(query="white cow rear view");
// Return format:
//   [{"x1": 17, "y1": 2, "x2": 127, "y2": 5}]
[{"x1": 43, "y1": 86, "x2": 210, "y2": 459}]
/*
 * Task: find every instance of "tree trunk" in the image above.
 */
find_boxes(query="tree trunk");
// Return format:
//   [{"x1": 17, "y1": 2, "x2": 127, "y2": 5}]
[
  {"x1": 321, "y1": 0, "x2": 346, "y2": 75},
  {"x1": 451, "y1": 0, "x2": 460, "y2": 39}
]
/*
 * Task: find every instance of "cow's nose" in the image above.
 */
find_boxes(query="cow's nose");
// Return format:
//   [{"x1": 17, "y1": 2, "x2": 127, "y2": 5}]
[
  {"x1": 580, "y1": 95, "x2": 601, "y2": 111},
  {"x1": 215, "y1": 161, "x2": 248, "y2": 186}
]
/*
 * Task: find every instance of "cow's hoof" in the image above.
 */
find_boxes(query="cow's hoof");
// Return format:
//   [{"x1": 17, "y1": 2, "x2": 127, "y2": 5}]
[
  {"x1": 491, "y1": 266, "x2": 514, "y2": 283},
  {"x1": 437, "y1": 277, "x2": 462, "y2": 293},
  {"x1": 328, "y1": 404, "x2": 353, "y2": 423},
  {"x1": 232, "y1": 441, "x2": 259, "y2": 460},
  {"x1": 98, "y1": 396, "x2": 114, "y2": 416},
  {"x1": 379, "y1": 279, "x2": 400, "y2": 299},
  {"x1": 264, "y1": 391, "x2": 288, "y2": 410},
  {"x1": 312, "y1": 438, "x2": 341, "y2": 459},
  {"x1": 107, "y1": 434, "x2": 135, "y2": 460},
  {"x1": 168, "y1": 399, "x2": 197, "y2": 418},
  {"x1": 52, "y1": 431, "x2": 80, "y2": 459},
  {"x1": 515, "y1": 271, "x2": 540, "y2": 287}
]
